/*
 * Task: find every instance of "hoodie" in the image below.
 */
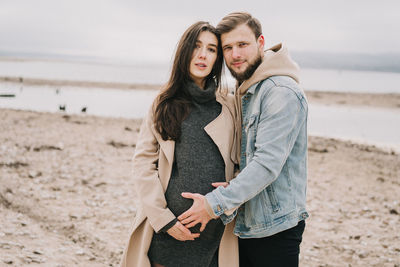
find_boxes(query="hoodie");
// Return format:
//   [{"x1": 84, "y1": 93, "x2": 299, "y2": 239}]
[{"x1": 232, "y1": 43, "x2": 301, "y2": 164}]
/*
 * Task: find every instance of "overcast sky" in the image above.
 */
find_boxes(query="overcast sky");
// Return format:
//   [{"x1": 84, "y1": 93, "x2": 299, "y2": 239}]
[{"x1": 1, "y1": 0, "x2": 400, "y2": 64}]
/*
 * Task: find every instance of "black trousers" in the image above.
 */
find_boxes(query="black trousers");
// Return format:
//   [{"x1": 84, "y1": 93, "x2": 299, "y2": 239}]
[{"x1": 239, "y1": 220, "x2": 305, "y2": 267}]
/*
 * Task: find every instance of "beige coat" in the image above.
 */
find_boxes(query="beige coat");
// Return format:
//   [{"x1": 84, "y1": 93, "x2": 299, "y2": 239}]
[{"x1": 120, "y1": 93, "x2": 239, "y2": 267}]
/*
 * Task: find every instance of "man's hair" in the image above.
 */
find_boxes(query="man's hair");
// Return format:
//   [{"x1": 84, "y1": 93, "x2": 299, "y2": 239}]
[{"x1": 216, "y1": 12, "x2": 262, "y2": 39}]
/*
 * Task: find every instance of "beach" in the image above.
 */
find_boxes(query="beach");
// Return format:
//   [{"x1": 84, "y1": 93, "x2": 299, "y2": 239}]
[
  {"x1": 2, "y1": 74, "x2": 400, "y2": 110},
  {"x1": 306, "y1": 91, "x2": 400, "y2": 110},
  {"x1": 1, "y1": 93, "x2": 399, "y2": 266},
  {"x1": 2, "y1": 1, "x2": 400, "y2": 265}
]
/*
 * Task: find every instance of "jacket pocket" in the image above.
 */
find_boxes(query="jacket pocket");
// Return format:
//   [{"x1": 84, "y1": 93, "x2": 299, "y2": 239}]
[
  {"x1": 244, "y1": 114, "x2": 258, "y2": 134},
  {"x1": 262, "y1": 185, "x2": 280, "y2": 213},
  {"x1": 243, "y1": 193, "x2": 266, "y2": 227},
  {"x1": 244, "y1": 115, "x2": 258, "y2": 156},
  {"x1": 268, "y1": 185, "x2": 280, "y2": 213}
]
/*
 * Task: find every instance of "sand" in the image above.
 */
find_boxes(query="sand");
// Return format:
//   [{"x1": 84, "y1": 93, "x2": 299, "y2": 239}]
[
  {"x1": 0, "y1": 103, "x2": 399, "y2": 266},
  {"x1": 306, "y1": 91, "x2": 400, "y2": 110}
]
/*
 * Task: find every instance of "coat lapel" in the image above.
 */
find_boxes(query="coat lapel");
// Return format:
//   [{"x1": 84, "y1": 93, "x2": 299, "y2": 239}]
[
  {"x1": 158, "y1": 139, "x2": 174, "y2": 165},
  {"x1": 152, "y1": 122, "x2": 175, "y2": 166},
  {"x1": 204, "y1": 99, "x2": 235, "y2": 179}
]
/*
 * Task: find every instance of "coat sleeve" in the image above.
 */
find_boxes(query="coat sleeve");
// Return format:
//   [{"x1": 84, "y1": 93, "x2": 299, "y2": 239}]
[{"x1": 132, "y1": 104, "x2": 176, "y2": 233}]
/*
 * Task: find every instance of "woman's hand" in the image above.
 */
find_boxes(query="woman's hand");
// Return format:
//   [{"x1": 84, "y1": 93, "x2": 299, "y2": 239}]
[
  {"x1": 211, "y1": 182, "x2": 229, "y2": 188},
  {"x1": 167, "y1": 221, "x2": 200, "y2": 241}
]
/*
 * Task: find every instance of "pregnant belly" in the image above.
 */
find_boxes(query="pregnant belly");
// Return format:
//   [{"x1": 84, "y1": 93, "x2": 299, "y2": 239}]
[{"x1": 165, "y1": 172, "x2": 225, "y2": 237}]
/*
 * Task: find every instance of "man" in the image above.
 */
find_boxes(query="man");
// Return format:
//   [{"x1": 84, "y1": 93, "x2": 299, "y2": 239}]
[{"x1": 178, "y1": 12, "x2": 308, "y2": 267}]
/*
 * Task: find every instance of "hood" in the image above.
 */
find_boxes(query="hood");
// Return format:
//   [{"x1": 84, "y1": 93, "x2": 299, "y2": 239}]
[{"x1": 237, "y1": 43, "x2": 300, "y2": 95}]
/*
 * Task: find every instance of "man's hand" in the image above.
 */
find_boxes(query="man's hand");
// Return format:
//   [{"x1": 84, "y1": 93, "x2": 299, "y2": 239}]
[
  {"x1": 178, "y1": 193, "x2": 212, "y2": 232},
  {"x1": 166, "y1": 221, "x2": 200, "y2": 241}
]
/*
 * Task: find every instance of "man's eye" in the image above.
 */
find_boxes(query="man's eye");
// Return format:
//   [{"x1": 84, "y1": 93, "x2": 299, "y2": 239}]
[
  {"x1": 223, "y1": 46, "x2": 232, "y2": 51},
  {"x1": 239, "y1": 43, "x2": 247, "y2": 47}
]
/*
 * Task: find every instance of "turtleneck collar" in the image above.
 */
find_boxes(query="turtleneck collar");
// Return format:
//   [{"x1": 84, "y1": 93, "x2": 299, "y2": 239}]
[{"x1": 186, "y1": 80, "x2": 217, "y2": 104}]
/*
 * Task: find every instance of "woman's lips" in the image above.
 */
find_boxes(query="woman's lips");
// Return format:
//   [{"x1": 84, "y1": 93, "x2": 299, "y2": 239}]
[{"x1": 195, "y1": 63, "x2": 207, "y2": 69}]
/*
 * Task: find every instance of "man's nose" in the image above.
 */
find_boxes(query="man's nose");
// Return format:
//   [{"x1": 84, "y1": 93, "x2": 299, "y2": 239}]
[{"x1": 232, "y1": 46, "x2": 240, "y2": 59}]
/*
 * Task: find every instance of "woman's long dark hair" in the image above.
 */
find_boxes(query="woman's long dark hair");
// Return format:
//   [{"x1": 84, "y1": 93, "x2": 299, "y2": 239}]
[{"x1": 154, "y1": 21, "x2": 223, "y2": 141}]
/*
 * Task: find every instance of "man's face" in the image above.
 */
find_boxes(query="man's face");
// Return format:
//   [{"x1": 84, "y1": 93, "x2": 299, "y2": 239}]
[{"x1": 221, "y1": 23, "x2": 264, "y2": 82}]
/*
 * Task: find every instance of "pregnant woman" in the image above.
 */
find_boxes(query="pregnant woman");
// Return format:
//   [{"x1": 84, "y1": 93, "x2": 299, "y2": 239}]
[{"x1": 120, "y1": 21, "x2": 238, "y2": 267}]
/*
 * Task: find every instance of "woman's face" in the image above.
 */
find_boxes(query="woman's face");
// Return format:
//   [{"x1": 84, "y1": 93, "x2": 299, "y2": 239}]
[{"x1": 189, "y1": 31, "x2": 218, "y2": 88}]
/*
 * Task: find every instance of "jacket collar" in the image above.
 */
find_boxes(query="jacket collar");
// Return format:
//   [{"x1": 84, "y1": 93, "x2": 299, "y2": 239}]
[{"x1": 246, "y1": 83, "x2": 259, "y2": 95}]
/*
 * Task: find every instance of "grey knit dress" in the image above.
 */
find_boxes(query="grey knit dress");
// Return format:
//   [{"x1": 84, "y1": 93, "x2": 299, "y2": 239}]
[{"x1": 148, "y1": 81, "x2": 226, "y2": 267}]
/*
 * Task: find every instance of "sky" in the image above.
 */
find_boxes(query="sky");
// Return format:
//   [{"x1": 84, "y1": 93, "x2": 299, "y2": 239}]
[{"x1": 1, "y1": 0, "x2": 400, "y2": 64}]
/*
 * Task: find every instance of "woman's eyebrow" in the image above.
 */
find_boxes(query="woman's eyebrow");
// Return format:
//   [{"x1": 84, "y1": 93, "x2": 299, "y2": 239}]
[{"x1": 196, "y1": 40, "x2": 217, "y2": 48}]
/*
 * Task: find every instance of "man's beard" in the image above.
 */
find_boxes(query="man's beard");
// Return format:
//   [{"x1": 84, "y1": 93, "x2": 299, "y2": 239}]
[{"x1": 228, "y1": 53, "x2": 263, "y2": 83}]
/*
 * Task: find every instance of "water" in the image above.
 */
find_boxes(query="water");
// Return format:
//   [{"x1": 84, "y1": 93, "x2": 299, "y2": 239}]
[
  {"x1": 308, "y1": 104, "x2": 400, "y2": 152},
  {"x1": 0, "y1": 82, "x2": 158, "y2": 118},
  {"x1": 300, "y1": 68, "x2": 400, "y2": 93},
  {"x1": 0, "y1": 59, "x2": 170, "y2": 85},
  {"x1": 1, "y1": 83, "x2": 399, "y2": 152},
  {"x1": 1, "y1": 59, "x2": 400, "y2": 93},
  {"x1": 1, "y1": 58, "x2": 400, "y2": 151}
]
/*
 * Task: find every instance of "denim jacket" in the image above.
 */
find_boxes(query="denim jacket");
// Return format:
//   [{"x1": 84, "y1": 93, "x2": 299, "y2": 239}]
[{"x1": 205, "y1": 75, "x2": 309, "y2": 238}]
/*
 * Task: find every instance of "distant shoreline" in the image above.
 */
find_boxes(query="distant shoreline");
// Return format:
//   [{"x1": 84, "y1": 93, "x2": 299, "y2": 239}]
[
  {"x1": 3, "y1": 51, "x2": 400, "y2": 74},
  {"x1": 1, "y1": 76, "x2": 400, "y2": 110},
  {"x1": 306, "y1": 91, "x2": 400, "y2": 109},
  {"x1": 0, "y1": 76, "x2": 162, "y2": 90}
]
